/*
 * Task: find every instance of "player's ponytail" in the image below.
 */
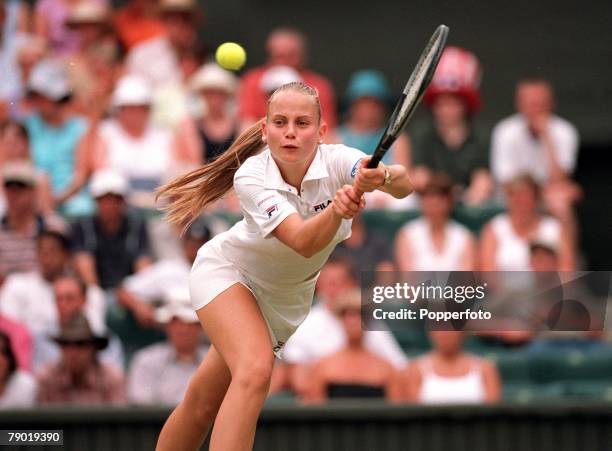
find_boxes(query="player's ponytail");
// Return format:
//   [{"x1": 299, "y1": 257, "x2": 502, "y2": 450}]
[{"x1": 157, "y1": 119, "x2": 265, "y2": 231}]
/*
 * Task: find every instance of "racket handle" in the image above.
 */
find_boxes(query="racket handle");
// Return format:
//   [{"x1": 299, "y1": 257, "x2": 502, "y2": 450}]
[
  {"x1": 367, "y1": 154, "x2": 382, "y2": 168},
  {"x1": 367, "y1": 134, "x2": 394, "y2": 168}
]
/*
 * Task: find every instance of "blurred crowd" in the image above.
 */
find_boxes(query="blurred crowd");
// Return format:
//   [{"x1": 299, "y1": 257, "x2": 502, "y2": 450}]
[{"x1": 0, "y1": 0, "x2": 603, "y2": 409}]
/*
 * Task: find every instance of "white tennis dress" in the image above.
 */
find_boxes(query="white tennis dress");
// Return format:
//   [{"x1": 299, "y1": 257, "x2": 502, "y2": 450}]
[{"x1": 190, "y1": 144, "x2": 365, "y2": 355}]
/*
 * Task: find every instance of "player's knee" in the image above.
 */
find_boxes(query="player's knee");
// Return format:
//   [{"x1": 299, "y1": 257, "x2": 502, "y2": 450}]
[
  {"x1": 190, "y1": 401, "x2": 218, "y2": 429},
  {"x1": 233, "y1": 355, "x2": 274, "y2": 396},
  {"x1": 181, "y1": 383, "x2": 224, "y2": 427}
]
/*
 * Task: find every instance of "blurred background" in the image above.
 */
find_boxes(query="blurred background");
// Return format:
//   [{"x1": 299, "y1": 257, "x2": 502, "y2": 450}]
[{"x1": 0, "y1": 0, "x2": 610, "y2": 449}]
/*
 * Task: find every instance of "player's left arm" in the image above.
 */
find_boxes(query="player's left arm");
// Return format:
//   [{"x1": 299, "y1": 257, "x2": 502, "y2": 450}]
[{"x1": 354, "y1": 157, "x2": 413, "y2": 199}]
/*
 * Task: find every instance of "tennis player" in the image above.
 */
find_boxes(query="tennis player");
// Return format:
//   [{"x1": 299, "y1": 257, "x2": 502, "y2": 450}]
[{"x1": 155, "y1": 82, "x2": 413, "y2": 451}]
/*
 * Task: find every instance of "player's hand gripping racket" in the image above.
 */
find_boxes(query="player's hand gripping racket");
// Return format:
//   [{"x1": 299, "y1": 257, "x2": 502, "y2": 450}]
[{"x1": 353, "y1": 24, "x2": 449, "y2": 196}]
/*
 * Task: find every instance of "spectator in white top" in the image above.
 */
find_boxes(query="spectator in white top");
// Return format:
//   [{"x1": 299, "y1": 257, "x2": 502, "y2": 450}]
[
  {"x1": 128, "y1": 286, "x2": 208, "y2": 405},
  {"x1": 479, "y1": 174, "x2": 575, "y2": 271},
  {"x1": 491, "y1": 78, "x2": 582, "y2": 229},
  {"x1": 0, "y1": 331, "x2": 37, "y2": 408},
  {"x1": 395, "y1": 173, "x2": 476, "y2": 271},
  {"x1": 116, "y1": 219, "x2": 211, "y2": 328},
  {"x1": 402, "y1": 331, "x2": 501, "y2": 404},
  {"x1": 281, "y1": 255, "x2": 407, "y2": 398},
  {"x1": 0, "y1": 230, "x2": 105, "y2": 335},
  {"x1": 89, "y1": 75, "x2": 199, "y2": 210}
]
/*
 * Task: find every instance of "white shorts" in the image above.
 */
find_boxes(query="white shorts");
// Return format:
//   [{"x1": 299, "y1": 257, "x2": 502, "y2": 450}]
[{"x1": 190, "y1": 240, "x2": 315, "y2": 357}]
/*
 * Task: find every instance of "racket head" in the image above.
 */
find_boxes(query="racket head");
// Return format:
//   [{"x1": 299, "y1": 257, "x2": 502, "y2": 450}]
[
  {"x1": 368, "y1": 25, "x2": 449, "y2": 168},
  {"x1": 389, "y1": 24, "x2": 449, "y2": 136}
]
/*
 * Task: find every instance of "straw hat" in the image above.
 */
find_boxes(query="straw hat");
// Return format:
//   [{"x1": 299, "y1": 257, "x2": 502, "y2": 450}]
[{"x1": 52, "y1": 313, "x2": 109, "y2": 350}]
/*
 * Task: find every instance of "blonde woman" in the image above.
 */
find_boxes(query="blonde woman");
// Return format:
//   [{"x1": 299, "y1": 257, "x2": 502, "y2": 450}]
[{"x1": 155, "y1": 82, "x2": 413, "y2": 451}]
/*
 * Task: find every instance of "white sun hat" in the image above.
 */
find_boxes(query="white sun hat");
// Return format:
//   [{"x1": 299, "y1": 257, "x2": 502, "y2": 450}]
[{"x1": 111, "y1": 75, "x2": 153, "y2": 108}]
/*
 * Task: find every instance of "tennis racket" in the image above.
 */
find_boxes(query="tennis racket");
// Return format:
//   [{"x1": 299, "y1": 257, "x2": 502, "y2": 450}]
[{"x1": 356, "y1": 24, "x2": 449, "y2": 182}]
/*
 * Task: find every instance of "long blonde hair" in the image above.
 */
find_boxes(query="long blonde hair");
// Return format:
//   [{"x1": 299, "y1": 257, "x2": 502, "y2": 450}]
[{"x1": 157, "y1": 82, "x2": 321, "y2": 231}]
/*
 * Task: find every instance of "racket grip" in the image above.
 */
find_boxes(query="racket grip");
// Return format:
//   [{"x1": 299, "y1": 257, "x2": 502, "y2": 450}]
[{"x1": 366, "y1": 155, "x2": 381, "y2": 168}]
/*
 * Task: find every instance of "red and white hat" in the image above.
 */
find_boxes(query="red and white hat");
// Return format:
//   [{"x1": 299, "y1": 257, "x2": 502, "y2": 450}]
[{"x1": 423, "y1": 46, "x2": 482, "y2": 114}]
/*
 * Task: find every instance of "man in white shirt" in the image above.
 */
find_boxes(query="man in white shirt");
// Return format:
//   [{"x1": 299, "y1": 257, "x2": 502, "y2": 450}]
[
  {"x1": 127, "y1": 286, "x2": 208, "y2": 405},
  {"x1": 491, "y1": 78, "x2": 582, "y2": 232},
  {"x1": 491, "y1": 78, "x2": 579, "y2": 185}
]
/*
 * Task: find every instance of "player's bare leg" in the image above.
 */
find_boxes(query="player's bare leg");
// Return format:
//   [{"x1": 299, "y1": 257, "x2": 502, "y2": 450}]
[
  {"x1": 156, "y1": 345, "x2": 231, "y2": 450},
  {"x1": 157, "y1": 283, "x2": 273, "y2": 450},
  {"x1": 199, "y1": 283, "x2": 275, "y2": 451}
]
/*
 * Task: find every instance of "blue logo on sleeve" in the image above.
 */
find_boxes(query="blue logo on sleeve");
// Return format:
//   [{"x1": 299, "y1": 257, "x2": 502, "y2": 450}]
[{"x1": 350, "y1": 158, "x2": 363, "y2": 178}]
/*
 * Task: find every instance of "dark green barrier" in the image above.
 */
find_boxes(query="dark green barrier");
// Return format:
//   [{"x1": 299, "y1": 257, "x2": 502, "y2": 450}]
[
  {"x1": 361, "y1": 204, "x2": 505, "y2": 238},
  {"x1": 0, "y1": 402, "x2": 610, "y2": 451},
  {"x1": 208, "y1": 204, "x2": 504, "y2": 242}
]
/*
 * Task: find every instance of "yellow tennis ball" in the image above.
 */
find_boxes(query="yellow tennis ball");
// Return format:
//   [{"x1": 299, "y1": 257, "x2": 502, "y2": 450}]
[{"x1": 215, "y1": 42, "x2": 246, "y2": 71}]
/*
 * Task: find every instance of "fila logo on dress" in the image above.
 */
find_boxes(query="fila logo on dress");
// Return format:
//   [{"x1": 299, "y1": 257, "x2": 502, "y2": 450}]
[
  {"x1": 265, "y1": 204, "x2": 279, "y2": 218},
  {"x1": 313, "y1": 200, "x2": 332, "y2": 212}
]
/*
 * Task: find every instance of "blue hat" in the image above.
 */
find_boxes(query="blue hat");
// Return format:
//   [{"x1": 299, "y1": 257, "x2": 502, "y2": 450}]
[{"x1": 345, "y1": 70, "x2": 391, "y2": 104}]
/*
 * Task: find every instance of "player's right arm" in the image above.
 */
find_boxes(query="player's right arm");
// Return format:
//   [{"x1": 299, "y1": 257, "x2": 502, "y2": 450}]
[
  {"x1": 234, "y1": 161, "x2": 364, "y2": 259},
  {"x1": 272, "y1": 185, "x2": 363, "y2": 258}
]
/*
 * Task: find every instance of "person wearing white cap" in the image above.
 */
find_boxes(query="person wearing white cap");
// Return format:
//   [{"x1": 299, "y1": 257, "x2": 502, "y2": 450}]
[
  {"x1": 71, "y1": 169, "x2": 155, "y2": 355},
  {"x1": 70, "y1": 169, "x2": 152, "y2": 291},
  {"x1": 121, "y1": 0, "x2": 206, "y2": 130},
  {"x1": 260, "y1": 65, "x2": 302, "y2": 95},
  {"x1": 188, "y1": 63, "x2": 239, "y2": 163},
  {"x1": 87, "y1": 75, "x2": 198, "y2": 210},
  {"x1": 24, "y1": 58, "x2": 95, "y2": 217},
  {"x1": 128, "y1": 286, "x2": 208, "y2": 406},
  {"x1": 0, "y1": 161, "x2": 65, "y2": 280}
]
